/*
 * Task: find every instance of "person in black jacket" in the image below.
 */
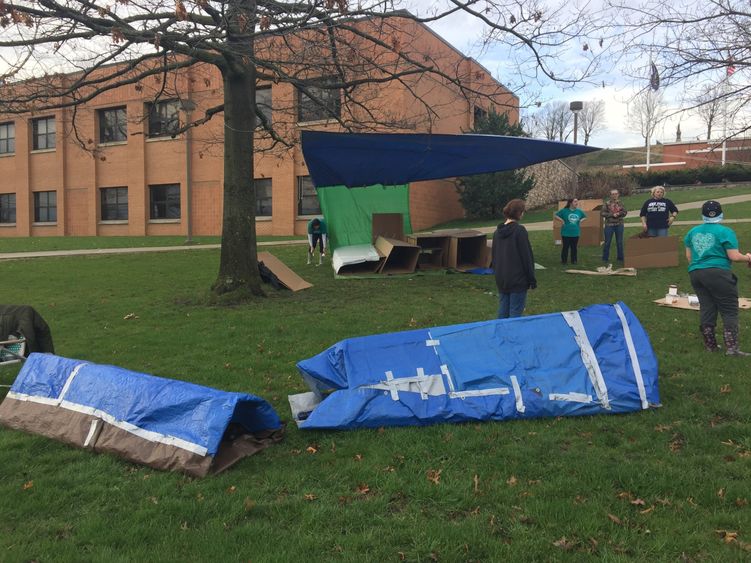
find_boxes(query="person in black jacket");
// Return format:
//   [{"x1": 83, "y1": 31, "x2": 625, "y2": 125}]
[{"x1": 492, "y1": 199, "x2": 537, "y2": 318}]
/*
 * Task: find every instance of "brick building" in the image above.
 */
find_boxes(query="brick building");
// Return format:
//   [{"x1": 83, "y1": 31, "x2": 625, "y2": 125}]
[
  {"x1": 0, "y1": 16, "x2": 517, "y2": 239},
  {"x1": 661, "y1": 137, "x2": 751, "y2": 169}
]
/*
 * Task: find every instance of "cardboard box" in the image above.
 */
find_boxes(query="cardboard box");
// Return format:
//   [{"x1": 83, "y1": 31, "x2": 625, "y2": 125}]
[
  {"x1": 444, "y1": 229, "x2": 489, "y2": 271},
  {"x1": 406, "y1": 233, "x2": 450, "y2": 269},
  {"x1": 257, "y1": 251, "x2": 312, "y2": 291},
  {"x1": 624, "y1": 235, "x2": 679, "y2": 269},
  {"x1": 553, "y1": 198, "x2": 603, "y2": 247},
  {"x1": 372, "y1": 213, "x2": 404, "y2": 243},
  {"x1": 374, "y1": 236, "x2": 420, "y2": 274}
]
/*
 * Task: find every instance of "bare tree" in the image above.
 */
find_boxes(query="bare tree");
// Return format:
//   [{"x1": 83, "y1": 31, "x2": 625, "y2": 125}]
[
  {"x1": 0, "y1": 0, "x2": 606, "y2": 297},
  {"x1": 530, "y1": 101, "x2": 573, "y2": 141},
  {"x1": 579, "y1": 99, "x2": 606, "y2": 146},
  {"x1": 627, "y1": 89, "x2": 665, "y2": 147},
  {"x1": 692, "y1": 84, "x2": 724, "y2": 141},
  {"x1": 610, "y1": 0, "x2": 751, "y2": 139}
]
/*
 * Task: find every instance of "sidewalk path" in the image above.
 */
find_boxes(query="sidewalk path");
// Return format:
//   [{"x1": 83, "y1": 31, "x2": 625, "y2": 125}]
[
  {"x1": 3, "y1": 193, "x2": 751, "y2": 260},
  {"x1": 0, "y1": 238, "x2": 308, "y2": 261}
]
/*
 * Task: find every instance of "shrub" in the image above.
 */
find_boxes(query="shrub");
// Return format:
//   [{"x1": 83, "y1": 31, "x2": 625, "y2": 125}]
[
  {"x1": 577, "y1": 171, "x2": 638, "y2": 200},
  {"x1": 628, "y1": 164, "x2": 751, "y2": 187}
]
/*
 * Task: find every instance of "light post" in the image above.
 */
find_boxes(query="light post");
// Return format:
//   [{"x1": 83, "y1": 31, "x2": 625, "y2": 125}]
[{"x1": 570, "y1": 101, "x2": 583, "y2": 144}]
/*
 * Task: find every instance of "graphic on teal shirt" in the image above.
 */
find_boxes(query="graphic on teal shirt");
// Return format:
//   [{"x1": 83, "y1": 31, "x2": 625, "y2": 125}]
[
  {"x1": 684, "y1": 224, "x2": 737, "y2": 272},
  {"x1": 556, "y1": 208, "x2": 586, "y2": 237}
]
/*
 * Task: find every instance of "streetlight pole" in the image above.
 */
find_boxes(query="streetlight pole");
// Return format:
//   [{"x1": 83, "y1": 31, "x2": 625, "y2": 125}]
[{"x1": 570, "y1": 101, "x2": 583, "y2": 144}]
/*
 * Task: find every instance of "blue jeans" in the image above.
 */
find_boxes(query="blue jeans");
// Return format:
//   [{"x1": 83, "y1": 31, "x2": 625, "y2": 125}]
[
  {"x1": 602, "y1": 224, "x2": 624, "y2": 261},
  {"x1": 498, "y1": 291, "x2": 527, "y2": 319},
  {"x1": 647, "y1": 227, "x2": 669, "y2": 237}
]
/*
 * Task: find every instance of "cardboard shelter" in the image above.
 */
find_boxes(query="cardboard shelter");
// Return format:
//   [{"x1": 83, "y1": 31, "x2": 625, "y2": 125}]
[
  {"x1": 553, "y1": 199, "x2": 603, "y2": 247},
  {"x1": 257, "y1": 252, "x2": 312, "y2": 291},
  {"x1": 292, "y1": 302, "x2": 659, "y2": 430},
  {"x1": 624, "y1": 235, "x2": 680, "y2": 269},
  {"x1": 405, "y1": 233, "x2": 451, "y2": 270},
  {"x1": 372, "y1": 213, "x2": 405, "y2": 243},
  {"x1": 0, "y1": 354, "x2": 283, "y2": 476},
  {"x1": 375, "y1": 236, "x2": 420, "y2": 274}
]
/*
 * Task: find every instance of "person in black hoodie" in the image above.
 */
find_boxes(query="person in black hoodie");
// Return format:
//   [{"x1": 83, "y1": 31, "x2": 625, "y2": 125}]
[{"x1": 492, "y1": 199, "x2": 537, "y2": 318}]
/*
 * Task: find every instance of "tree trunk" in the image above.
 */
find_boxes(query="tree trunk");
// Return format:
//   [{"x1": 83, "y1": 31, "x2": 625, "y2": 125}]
[{"x1": 212, "y1": 66, "x2": 263, "y2": 295}]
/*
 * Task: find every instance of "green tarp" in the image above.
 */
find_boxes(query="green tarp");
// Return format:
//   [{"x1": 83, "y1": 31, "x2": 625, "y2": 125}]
[{"x1": 317, "y1": 184, "x2": 412, "y2": 250}]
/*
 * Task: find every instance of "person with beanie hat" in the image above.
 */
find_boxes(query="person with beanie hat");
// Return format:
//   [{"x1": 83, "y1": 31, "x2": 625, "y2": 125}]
[{"x1": 684, "y1": 200, "x2": 751, "y2": 355}]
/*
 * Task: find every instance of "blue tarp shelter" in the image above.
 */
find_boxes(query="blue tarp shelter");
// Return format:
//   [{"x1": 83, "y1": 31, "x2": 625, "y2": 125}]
[
  {"x1": 293, "y1": 303, "x2": 659, "y2": 430},
  {"x1": 0, "y1": 354, "x2": 283, "y2": 476}
]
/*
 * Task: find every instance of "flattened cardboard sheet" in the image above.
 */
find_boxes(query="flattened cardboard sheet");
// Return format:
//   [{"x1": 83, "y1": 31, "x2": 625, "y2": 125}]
[
  {"x1": 566, "y1": 266, "x2": 637, "y2": 276},
  {"x1": 257, "y1": 252, "x2": 312, "y2": 291},
  {"x1": 372, "y1": 213, "x2": 404, "y2": 242},
  {"x1": 654, "y1": 296, "x2": 751, "y2": 310},
  {"x1": 625, "y1": 235, "x2": 679, "y2": 269}
]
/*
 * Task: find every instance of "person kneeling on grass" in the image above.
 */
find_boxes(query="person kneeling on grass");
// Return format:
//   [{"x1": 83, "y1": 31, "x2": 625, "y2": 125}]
[
  {"x1": 684, "y1": 200, "x2": 751, "y2": 356},
  {"x1": 307, "y1": 217, "x2": 328, "y2": 265}
]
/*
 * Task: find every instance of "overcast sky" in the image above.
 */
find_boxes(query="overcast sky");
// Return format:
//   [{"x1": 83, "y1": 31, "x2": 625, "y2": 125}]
[{"x1": 419, "y1": 1, "x2": 731, "y2": 151}]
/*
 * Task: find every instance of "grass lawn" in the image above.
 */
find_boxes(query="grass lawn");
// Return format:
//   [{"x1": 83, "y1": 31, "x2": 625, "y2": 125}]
[{"x1": 1, "y1": 221, "x2": 751, "y2": 560}]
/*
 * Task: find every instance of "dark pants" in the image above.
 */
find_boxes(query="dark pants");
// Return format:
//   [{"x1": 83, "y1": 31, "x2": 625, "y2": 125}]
[
  {"x1": 602, "y1": 224, "x2": 624, "y2": 261},
  {"x1": 689, "y1": 268, "x2": 739, "y2": 330},
  {"x1": 561, "y1": 236, "x2": 579, "y2": 264},
  {"x1": 309, "y1": 233, "x2": 324, "y2": 253},
  {"x1": 498, "y1": 291, "x2": 527, "y2": 319}
]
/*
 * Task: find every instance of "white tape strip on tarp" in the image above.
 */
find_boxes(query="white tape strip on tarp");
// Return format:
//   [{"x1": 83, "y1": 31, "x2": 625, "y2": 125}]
[
  {"x1": 57, "y1": 362, "x2": 87, "y2": 405},
  {"x1": 449, "y1": 388, "x2": 510, "y2": 399},
  {"x1": 561, "y1": 311, "x2": 611, "y2": 410},
  {"x1": 83, "y1": 419, "x2": 100, "y2": 448},
  {"x1": 364, "y1": 372, "x2": 447, "y2": 399},
  {"x1": 7, "y1": 391, "x2": 209, "y2": 457},
  {"x1": 614, "y1": 303, "x2": 649, "y2": 410},
  {"x1": 510, "y1": 376, "x2": 525, "y2": 413},
  {"x1": 441, "y1": 364, "x2": 456, "y2": 393},
  {"x1": 425, "y1": 339, "x2": 440, "y2": 347},
  {"x1": 549, "y1": 392, "x2": 593, "y2": 403}
]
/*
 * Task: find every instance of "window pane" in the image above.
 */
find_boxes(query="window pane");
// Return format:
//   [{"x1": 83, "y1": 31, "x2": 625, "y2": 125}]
[
  {"x1": 297, "y1": 176, "x2": 320, "y2": 215},
  {"x1": 101, "y1": 187, "x2": 128, "y2": 220},
  {"x1": 147, "y1": 100, "x2": 180, "y2": 138},
  {"x1": 99, "y1": 107, "x2": 127, "y2": 143},
  {"x1": 34, "y1": 191, "x2": 57, "y2": 222},
  {"x1": 33, "y1": 117, "x2": 56, "y2": 150},
  {"x1": 254, "y1": 178, "x2": 272, "y2": 216},
  {"x1": 256, "y1": 88, "x2": 272, "y2": 128},
  {"x1": 0, "y1": 123, "x2": 14, "y2": 154},
  {"x1": 149, "y1": 184, "x2": 181, "y2": 219},
  {"x1": 0, "y1": 193, "x2": 16, "y2": 223},
  {"x1": 297, "y1": 78, "x2": 341, "y2": 123}
]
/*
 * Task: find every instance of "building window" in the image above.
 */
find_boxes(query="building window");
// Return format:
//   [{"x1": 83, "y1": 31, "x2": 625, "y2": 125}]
[
  {"x1": 32, "y1": 117, "x2": 56, "y2": 150},
  {"x1": 255, "y1": 178, "x2": 272, "y2": 217},
  {"x1": 100, "y1": 187, "x2": 128, "y2": 221},
  {"x1": 0, "y1": 193, "x2": 16, "y2": 224},
  {"x1": 149, "y1": 184, "x2": 181, "y2": 219},
  {"x1": 146, "y1": 100, "x2": 180, "y2": 138},
  {"x1": 473, "y1": 106, "x2": 489, "y2": 124},
  {"x1": 297, "y1": 77, "x2": 341, "y2": 123},
  {"x1": 34, "y1": 191, "x2": 57, "y2": 223},
  {"x1": 98, "y1": 107, "x2": 127, "y2": 143},
  {"x1": 256, "y1": 87, "x2": 272, "y2": 128},
  {"x1": 297, "y1": 176, "x2": 320, "y2": 216},
  {"x1": 0, "y1": 122, "x2": 15, "y2": 155}
]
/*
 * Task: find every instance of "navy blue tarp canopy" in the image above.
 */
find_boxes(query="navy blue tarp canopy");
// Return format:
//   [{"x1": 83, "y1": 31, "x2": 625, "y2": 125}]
[{"x1": 301, "y1": 130, "x2": 601, "y2": 188}]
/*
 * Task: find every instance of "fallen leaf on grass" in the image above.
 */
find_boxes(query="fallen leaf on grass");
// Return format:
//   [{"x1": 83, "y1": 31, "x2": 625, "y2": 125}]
[
  {"x1": 148, "y1": 496, "x2": 159, "y2": 505},
  {"x1": 573, "y1": 495, "x2": 587, "y2": 504},
  {"x1": 506, "y1": 475, "x2": 518, "y2": 487},
  {"x1": 353, "y1": 454, "x2": 363, "y2": 461},
  {"x1": 356, "y1": 483, "x2": 371, "y2": 495},
  {"x1": 630, "y1": 498, "x2": 646, "y2": 506},
  {"x1": 640, "y1": 506, "x2": 654, "y2": 515},
  {"x1": 180, "y1": 521, "x2": 189, "y2": 530},
  {"x1": 243, "y1": 497, "x2": 256, "y2": 512},
  {"x1": 123, "y1": 313, "x2": 139, "y2": 320},
  {"x1": 717, "y1": 488, "x2": 726, "y2": 498},
  {"x1": 616, "y1": 491, "x2": 633, "y2": 501},
  {"x1": 735, "y1": 498, "x2": 749, "y2": 507},
  {"x1": 473, "y1": 474, "x2": 479, "y2": 493},
  {"x1": 303, "y1": 493, "x2": 317, "y2": 501},
  {"x1": 654, "y1": 424, "x2": 672, "y2": 432},
  {"x1": 306, "y1": 445, "x2": 318, "y2": 454},
  {"x1": 715, "y1": 530, "x2": 738, "y2": 544},
  {"x1": 427, "y1": 469, "x2": 442, "y2": 485},
  {"x1": 553, "y1": 537, "x2": 575, "y2": 550},
  {"x1": 383, "y1": 465, "x2": 396, "y2": 473},
  {"x1": 608, "y1": 514, "x2": 623, "y2": 525},
  {"x1": 22, "y1": 481, "x2": 33, "y2": 490},
  {"x1": 227, "y1": 485, "x2": 237, "y2": 494},
  {"x1": 719, "y1": 384, "x2": 732, "y2": 394}
]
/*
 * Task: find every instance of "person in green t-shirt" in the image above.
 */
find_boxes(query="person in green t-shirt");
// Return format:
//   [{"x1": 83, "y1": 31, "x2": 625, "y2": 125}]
[
  {"x1": 684, "y1": 200, "x2": 751, "y2": 355},
  {"x1": 554, "y1": 199, "x2": 587, "y2": 265}
]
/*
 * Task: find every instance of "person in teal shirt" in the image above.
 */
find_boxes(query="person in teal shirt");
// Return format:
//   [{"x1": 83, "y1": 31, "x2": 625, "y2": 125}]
[
  {"x1": 684, "y1": 200, "x2": 751, "y2": 355},
  {"x1": 307, "y1": 218, "x2": 328, "y2": 265},
  {"x1": 554, "y1": 199, "x2": 587, "y2": 265}
]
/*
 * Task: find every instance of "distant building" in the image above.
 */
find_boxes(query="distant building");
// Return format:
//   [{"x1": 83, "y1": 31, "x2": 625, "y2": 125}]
[
  {"x1": 662, "y1": 137, "x2": 751, "y2": 169},
  {"x1": 0, "y1": 16, "x2": 518, "y2": 238}
]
